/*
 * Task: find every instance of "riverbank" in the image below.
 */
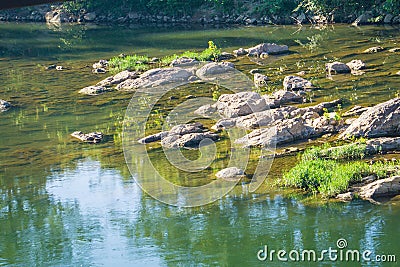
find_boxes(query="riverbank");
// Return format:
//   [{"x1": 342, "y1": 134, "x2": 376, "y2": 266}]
[{"x1": 1, "y1": 2, "x2": 400, "y2": 26}]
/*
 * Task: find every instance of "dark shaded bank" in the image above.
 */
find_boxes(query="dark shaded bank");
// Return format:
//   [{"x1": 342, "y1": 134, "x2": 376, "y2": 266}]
[{"x1": 1, "y1": 0, "x2": 400, "y2": 25}]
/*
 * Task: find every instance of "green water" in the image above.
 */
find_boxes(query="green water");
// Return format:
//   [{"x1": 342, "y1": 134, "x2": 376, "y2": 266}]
[{"x1": 0, "y1": 22, "x2": 399, "y2": 266}]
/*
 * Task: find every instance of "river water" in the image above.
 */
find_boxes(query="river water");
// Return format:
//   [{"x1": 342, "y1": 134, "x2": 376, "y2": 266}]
[{"x1": 0, "y1": 22, "x2": 399, "y2": 266}]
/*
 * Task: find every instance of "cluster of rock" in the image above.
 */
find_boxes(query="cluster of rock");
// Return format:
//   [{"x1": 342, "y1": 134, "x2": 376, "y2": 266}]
[
  {"x1": 138, "y1": 122, "x2": 218, "y2": 149},
  {"x1": 92, "y1": 60, "x2": 108, "y2": 74},
  {"x1": 71, "y1": 131, "x2": 104, "y2": 143},
  {"x1": 0, "y1": 100, "x2": 11, "y2": 112},
  {"x1": 326, "y1": 60, "x2": 366, "y2": 75}
]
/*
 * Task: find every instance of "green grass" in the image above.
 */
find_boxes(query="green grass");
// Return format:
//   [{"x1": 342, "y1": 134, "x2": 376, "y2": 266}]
[
  {"x1": 108, "y1": 55, "x2": 151, "y2": 73},
  {"x1": 280, "y1": 144, "x2": 399, "y2": 197},
  {"x1": 107, "y1": 41, "x2": 222, "y2": 73},
  {"x1": 302, "y1": 142, "x2": 367, "y2": 161}
]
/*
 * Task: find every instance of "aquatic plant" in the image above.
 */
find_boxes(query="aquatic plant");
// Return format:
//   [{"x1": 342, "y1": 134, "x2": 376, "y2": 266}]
[{"x1": 108, "y1": 54, "x2": 151, "y2": 73}]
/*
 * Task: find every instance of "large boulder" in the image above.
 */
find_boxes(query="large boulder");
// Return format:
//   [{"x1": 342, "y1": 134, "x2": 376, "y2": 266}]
[
  {"x1": 283, "y1": 76, "x2": 314, "y2": 91},
  {"x1": 340, "y1": 98, "x2": 400, "y2": 139},
  {"x1": 97, "y1": 70, "x2": 139, "y2": 87},
  {"x1": 215, "y1": 91, "x2": 268, "y2": 118},
  {"x1": 196, "y1": 62, "x2": 235, "y2": 78},
  {"x1": 0, "y1": 99, "x2": 11, "y2": 112},
  {"x1": 359, "y1": 176, "x2": 400, "y2": 200},
  {"x1": 326, "y1": 62, "x2": 351, "y2": 75},
  {"x1": 352, "y1": 11, "x2": 373, "y2": 26},
  {"x1": 116, "y1": 67, "x2": 193, "y2": 90}
]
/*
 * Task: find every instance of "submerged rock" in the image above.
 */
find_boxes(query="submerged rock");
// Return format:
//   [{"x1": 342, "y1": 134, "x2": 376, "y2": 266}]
[
  {"x1": 340, "y1": 98, "x2": 400, "y2": 139},
  {"x1": 363, "y1": 46, "x2": 384, "y2": 53},
  {"x1": 253, "y1": 73, "x2": 269, "y2": 87},
  {"x1": 389, "y1": 48, "x2": 400, "y2": 53},
  {"x1": 0, "y1": 99, "x2": 11, "y2": 112},
  {"x1": 215, "y1": 167, "x2": 245, "y2": 180},
  {"x1": 326, "y1": 62, "x2": 351, "y2": 75},
  {"x1": 283, "y1": 76, "x2": 314, "y2": 90},
  {"x1": 71, "y1": 131, "x2": 104, "y2": 143},
  {"x1": 117, "y1": 67, "x2": 193, "y2": 90},
  {"x1": 79, "y1": 85, "x2": 109, "y2": 95}
]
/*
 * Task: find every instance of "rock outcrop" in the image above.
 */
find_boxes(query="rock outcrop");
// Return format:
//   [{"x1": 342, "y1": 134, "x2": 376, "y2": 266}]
[
  {"x1": 340, "y1": 98, "x2": 400, "y2": 139},
  {"x1": 359, "y1": 176, "x2": 400, "y2": 200}
]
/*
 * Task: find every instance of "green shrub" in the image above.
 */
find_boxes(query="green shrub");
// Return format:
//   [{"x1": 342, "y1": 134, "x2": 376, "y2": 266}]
[
  {"x1": 302, "y1": 142, "x2": 367, "y2": 161},
  {"x1": 108, "y1": 55, "x2": 151, "y2": 73}
]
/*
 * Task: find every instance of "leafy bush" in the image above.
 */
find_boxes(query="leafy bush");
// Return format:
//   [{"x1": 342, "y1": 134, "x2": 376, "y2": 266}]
[
  {"x1": 108, "y1": 55, "x2": 151, "y2": 73},
  {"x1": 302, "y1": 142, "x2": 367, "y2": 161}
]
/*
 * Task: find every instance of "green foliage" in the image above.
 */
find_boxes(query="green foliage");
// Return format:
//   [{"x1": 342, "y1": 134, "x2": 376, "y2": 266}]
[
  {"x1": 161, "y1": 41, "x2": 221, "y2": 65},
  {"x1": 282, "y1": 142, "x2": 399, "y2": 197},
  {"x1": 108, "y1": 54, "x2": 151, "y2": 73},
  {"x1": 302, "y1": 142, "x2": 367, "y2": 161},
  {"x1": 281, "y1": 158, "x2": 398, "y2": 197}
]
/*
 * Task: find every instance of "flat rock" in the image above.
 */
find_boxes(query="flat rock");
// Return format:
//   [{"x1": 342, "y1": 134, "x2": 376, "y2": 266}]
[
  {"x1": 161, "y1": 132, "x2": 219, "y2": 149},
  {"x1": 196, "y1": 62, "x2": 235, "y2": 78},
  {"x1": 363, "y1": 46, "x2": 384, "y2": 53},
  {"x1": 340, "y1": 98, "x2": 400, "y2": 139},
  {"x1": 71, "y1": 131, "x2": 104, "y2": 143},
  {"x1": 215, "y1": 167, "x2": 245, "y2": 180},
  {"x1": 245, "y1": 43, "x2": 289, "y2": 57},
  {"x1": 0, "y1": 99, "x2": 11, "y2": 112},
  {"x1": 97, "y1": 70, "x2": 138, "y2": 87},
  {"x1": 389, "y1": 48, "x2": 400, "y2": 53},
  {"x1": 326, "y1": 62, "x2": 351, "y2": 75},
  {"x1": 283, "y1": 76, "x2": 313, "y2": 91},
  {"x1": 170, "y1": 57, "x2": 200, "y2": 67},
  {"x1": 359, "y1": 176, "x2": 400, "y2": 200},
  {"x1": 138, "y1": 131, "x2": 169, "y2": 144},
  {"x1": 216, "y1": 91, "x2": 267, "y2": 118},
  {"x1": 117, "y1": 67, "x2": 193, "y2": 91},
  {"x1": 79, "y1": 86, "x2": 109, "y2": 95},
  {"x1": 218, "y1": 52, "x2": 235, "y2": 60},
  {"x1": 194, "y1": 104, "x2": 217, "y2": 118}
]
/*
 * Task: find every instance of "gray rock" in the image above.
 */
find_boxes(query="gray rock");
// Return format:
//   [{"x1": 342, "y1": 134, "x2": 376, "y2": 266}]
[
  {"x1": 84, "y1": 12, "x2": 96, "y2": 21},
  {"x1": 93, "y1": 60, "x2": 108, "y2": 69},
  {"x1": 117, "y1": 67, "x2": 193, "y2": 91},
  {"x1": 326, "y1": 62, "x2": 351, "y2": 75},
  {"x1": 336, "y1": 192, "x2": 354, "y2": 202},
  {"x1": 384, "y1": 14, "x2": 394, "y2": 24},
  {"x1": 365, "y1": 137, "x2": 400, "y2": 154},
  {"x1": 218, "y1": 52, "x2": 235, "y2": 60},
  {"x1": 352, "y1": 11, "x2": 373, "y2": 26},
  {"x1": 249, "y1": 69, "x2": 262, "y2": 74},
  {"x1": 283, "y1": 75, "x2": 313, "y2": 90},
  {"x1": 138, "y1": 131, "x2": 169, "y2": 144},
  {"x1": 169, "y1": 122, "x2": 205, "y2": 135},
  {"x1": 92, "y1": 68, "x2": 106, "y2": 74},
  {"x1": 215, "y1": 167, "x2": 245, "y2": 180},
  {"x1": 363, "y1": 46, "x2": 384, "y2": 53},
  {"x1": 389, "y1": 48, "x2": 400, "y2": 53},
  {"x1": 271, "y1": 90, "x2": 303, "y2": 104},
  {"x1": 194, "y1": 104, "x2": 217, "y2": 117},
  {"x1": 245, "y1": 43, "x2": 289, "y2": 56},
  {"x1": 71, "y1": 131, "x2": 103, "y2": 143},
  {"x1": 79, "y1": 86, "x2": 108, "y2": 96},
  {"x1": 56, "y1": 66, "x2": 66, "y2": 71},
  {"x1": 97, "y1": 70, "x2": 138, "y2": 87},
  {"x1": 346, "y1": 59, "x2": 366, "y2": 71},
  {"x1": 162, "y1": 132, "x2": 218, "y2": 149},
  {"x1": 340, "y1": 98, "x2": 400, "y2": 139},
  {"x1": 196, "y1": 62, "x2": 235, "y2": 77},
  {"x1": 0, "y1": 99, "x2": 11, "y2": 112},
  {"x1": 216, "y1": 91, "x2": 268, "y2": 118},
  {"x1": 343, "y1": 105, "x2": 370, "y2": 117},
  {"x1": 254, "y1": 73, "x2": 269, "y2": 87},
  {"x1": 359, "y1": 176, "x2": 400, "y2": 200},
  {"x1": 170, "y1": 57, "x2": 199, "y2": 67},
  {"x1": 233, "y1": 48, "x2": 248, "y2": 56}
]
